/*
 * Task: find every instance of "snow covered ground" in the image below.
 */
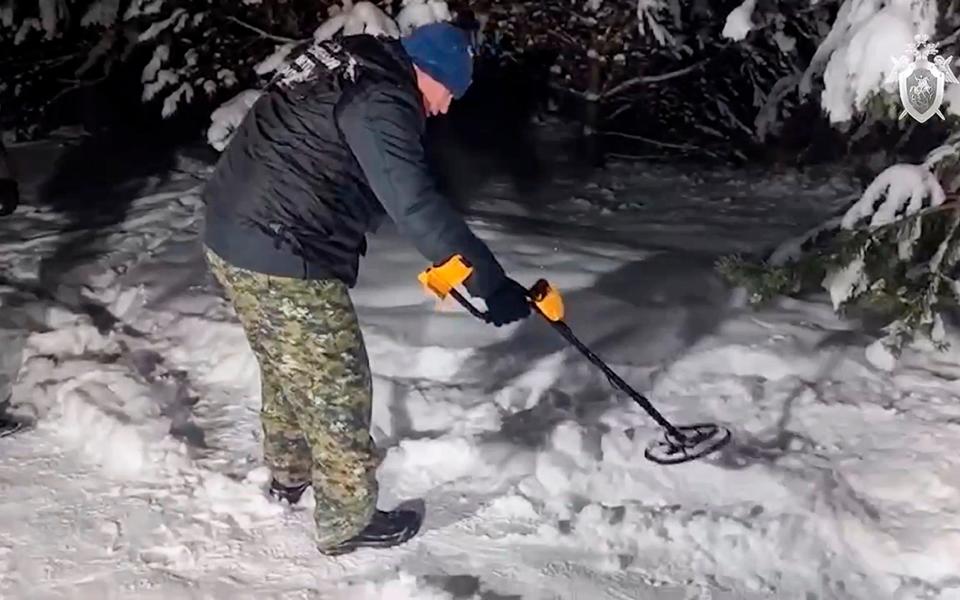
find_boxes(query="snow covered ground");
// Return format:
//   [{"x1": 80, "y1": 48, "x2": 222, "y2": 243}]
[{"x1": 2, "y1": 133, "x2": 959, "y2": 600}]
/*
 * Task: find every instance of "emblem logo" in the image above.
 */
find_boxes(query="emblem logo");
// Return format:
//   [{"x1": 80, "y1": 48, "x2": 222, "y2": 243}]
[{"x1": 886, "y1": 34, "x2": 959, "y2": 123}]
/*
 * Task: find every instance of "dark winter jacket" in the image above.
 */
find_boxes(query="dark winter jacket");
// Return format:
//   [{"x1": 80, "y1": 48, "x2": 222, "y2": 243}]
[{"x1": 202, "y1": 34, "x2": 506, "y2": 299}]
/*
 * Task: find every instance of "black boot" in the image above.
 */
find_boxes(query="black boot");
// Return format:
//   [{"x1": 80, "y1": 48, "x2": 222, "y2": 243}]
[
  {"x1": 319, "y1": 509, "x2": 422, "y2": 556},
  {"x1": 268, "y1": 479, "x2": 310, "y2": 504},
  {"x1": 0, "y1": 415, "x2": 25, "y2": 438},
  {"x1": 0, "y1": 396, "x2": 28, "y2": 438}
]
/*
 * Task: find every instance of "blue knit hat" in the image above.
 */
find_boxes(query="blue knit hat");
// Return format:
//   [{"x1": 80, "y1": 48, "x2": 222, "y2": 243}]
[{"x1": 401, "y1": 22, "x2": 473, "y2": 99}]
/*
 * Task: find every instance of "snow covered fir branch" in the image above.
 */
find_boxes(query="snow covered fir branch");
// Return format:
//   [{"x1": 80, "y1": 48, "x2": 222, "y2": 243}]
[
  {"x1": 718, "y1": 142, "x2": 960, "y2": 366},
  {"x1": 706, "y1": 3, "x2": 960, "y2": 369}
]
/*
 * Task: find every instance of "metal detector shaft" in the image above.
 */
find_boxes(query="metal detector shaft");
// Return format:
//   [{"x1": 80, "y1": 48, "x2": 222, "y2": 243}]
[{"x1": 537, "y1": 316, "x2": 686, "y2": 440}]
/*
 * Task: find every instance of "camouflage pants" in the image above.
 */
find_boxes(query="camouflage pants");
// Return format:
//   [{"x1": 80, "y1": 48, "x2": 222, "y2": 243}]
[{"x1": 204, "y1": 247, "x2": 378, "y2": 548}]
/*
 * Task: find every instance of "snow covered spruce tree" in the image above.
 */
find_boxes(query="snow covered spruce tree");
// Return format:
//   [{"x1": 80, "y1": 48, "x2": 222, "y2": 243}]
[
  {"x1": 0, "y1": 0, "x2": 322, "y2": 136},
  {"x1": 0, "y1": 0, "x2": 452, "y2": 138},
  {"x1": 717, "y1": 2, "x2": 960, "y2": 368},
  {"x1": 0, "y1": 0, "x2": 137, "y2": 137},
  {"x1": 4, "y1": 0, "x2": 835, "y2": 158},
  {"x1": 462, "y1": 0, "x2": 836, "y2": 161},
  {"x1": 126, "y1": 0, "x2": 367, "y2": 130},
  {"x1": 460, "y1": 0, "x2": 668, "y2": 160}
]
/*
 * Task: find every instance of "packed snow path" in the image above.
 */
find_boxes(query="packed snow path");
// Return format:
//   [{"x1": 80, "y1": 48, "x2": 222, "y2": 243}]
[{"x1": 2, "y1": 135, "x2": 959, "y2": 599}]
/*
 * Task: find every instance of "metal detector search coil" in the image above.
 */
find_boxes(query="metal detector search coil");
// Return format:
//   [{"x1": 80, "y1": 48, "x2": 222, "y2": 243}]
[{"x1": 417, "y1": 254, "x2": 732, "y2": 465}]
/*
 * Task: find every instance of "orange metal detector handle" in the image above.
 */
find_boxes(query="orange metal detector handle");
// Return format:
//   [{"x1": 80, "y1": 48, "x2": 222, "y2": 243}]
[
  {"x1": 527, "y1": 279, "x2": 564, "y2": 322},
  {"x1": 417, "y1": 254, "x2": 474, "y2": 299},
  {"x1": 418, "y1": 254, "x2": 488, "y2": 321}
]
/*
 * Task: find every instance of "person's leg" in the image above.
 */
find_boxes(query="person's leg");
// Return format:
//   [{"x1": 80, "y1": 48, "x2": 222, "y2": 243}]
[
  {"x1": 277, "y1": 277, "x2": 379, "y2": 549},
  {"x1": 0, "y1": 395, "x2": 26, "y2": 436},
  {"x1": 261, "y1": 374, "x2": 314, "y2": 495},
  {"x1": 204, "y1": 247, "x2": 380, "y2": 548},
  {"x1": 204, "y1": 248, "x2": 313, "y2": 487}
]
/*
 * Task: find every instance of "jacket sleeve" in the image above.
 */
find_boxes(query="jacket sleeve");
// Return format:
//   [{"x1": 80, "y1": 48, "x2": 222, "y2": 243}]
[{"x1": 335, "y1": 84, "x2": 506, "y2": 299}]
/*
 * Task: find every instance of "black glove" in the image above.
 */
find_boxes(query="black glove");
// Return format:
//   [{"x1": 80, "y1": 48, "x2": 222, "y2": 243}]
[
  {"x1": 0, "y1": 179, "x2": 18, "y2": 217},
  {"x1": 484, "y1": 277, "x2": 531, "y2": 326}
]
